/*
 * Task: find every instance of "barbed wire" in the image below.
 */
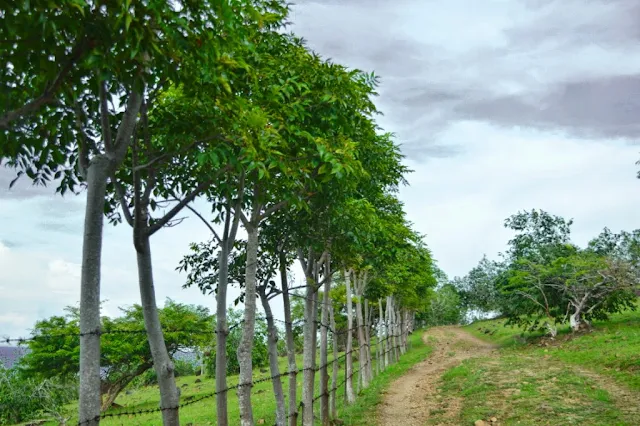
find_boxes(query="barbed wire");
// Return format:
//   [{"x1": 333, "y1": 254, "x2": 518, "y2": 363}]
[
  {"x1": 76, "y1": 341, "x2": 381, "y2": 425},
  {"x1": 2, "y1": 314, "x2": 378, "y2": 344},
  {"x1": 74, "y1": 331, "x2": 411, "y2": 425},
  {"x1": 0, "y1": 295, "x2": 414, "y2": 425}
]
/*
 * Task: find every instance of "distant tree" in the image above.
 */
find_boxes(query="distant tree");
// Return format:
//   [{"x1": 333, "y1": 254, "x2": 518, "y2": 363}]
[
  {"x1": 497, "y1": 210, "x2": 638, "y2": 334},
  {"x1": 453, "y1": 255, "x2": 504, "y2": 314},
  {"x1": 424, "y1": 284, "x2": 465, "y2": 326},
  {"x1": 18, "y1": 300, "x2": 212, "y2": 411}
]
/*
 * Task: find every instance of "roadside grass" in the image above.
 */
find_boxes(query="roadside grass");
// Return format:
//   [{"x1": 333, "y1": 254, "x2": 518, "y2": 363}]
[
  {"x1": 463, "y1": 307, "x2": 640, "y2": 391},
  {"x1": 25, "y1": 332, "x2": 432, "y2": 425},
  {"x1": 430, "y1": 353, "x2": 640, "y2": 426}
]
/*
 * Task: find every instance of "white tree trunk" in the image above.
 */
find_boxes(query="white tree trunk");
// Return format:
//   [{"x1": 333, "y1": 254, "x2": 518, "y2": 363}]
[
  {"x1": 301, "y1": 262, "x2": 318, "y2": 426},
  {"x1": 215, "y1": 242, "x2": 231, "y2": 426},
  {"x1": 77, "y1": 91, "x2": 142, "y2": 426},
  {"x1": 570, "y1": 308, "x2": 583, "y2": 332},
  {"x1": 78, "y1": 156, "x2": 111, "y2": 426},
  {"x1": 364, "y1": 299, "x2": 373, "y2": 382},
  {"x1": 355, "y1": 294, "x2": 368, "y2": 389},
  {"x1": 237, "y1": 222, "x2": 260, "y2": 426},
  {"x1": 319, "y1": 257, "x2": 331, "y2": 425},
  {"x1": 378, "y1": 300, "x2": 385, "y2": 371},
  {"x1": 344, "y1": 269, "x2": 356, "y2": 403},
  {"x1": 136, "y1": 233, "x2": 180, "y2": 425},
  {"x1": 258, "y1": 289, "x2": 286, "y2": 426},
  {"x1": 329, "y1": 303, "x2": 338, "y2": 419},
  {"x1": 280, "y1": 254, "x2": 298, "y2": 426},
  {"x1": 384, "y1": 297, "x2": 391, "y2": 365}
]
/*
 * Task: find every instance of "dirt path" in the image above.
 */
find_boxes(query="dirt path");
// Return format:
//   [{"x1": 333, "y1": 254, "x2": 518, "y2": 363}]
[{"x1": 377, "y1": 326, "x2": 497, "y2": 426}]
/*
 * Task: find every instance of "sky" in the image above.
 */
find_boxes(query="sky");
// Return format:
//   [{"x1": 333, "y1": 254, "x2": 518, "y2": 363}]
[{"x1": 2, "y1": 0, "x2": 640, "y2": 338}]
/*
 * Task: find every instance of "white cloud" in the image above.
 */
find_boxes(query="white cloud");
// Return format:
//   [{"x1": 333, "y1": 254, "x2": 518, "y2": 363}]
[{"x1": 401, "y1": 121, "x2": 640, "y2": 277}]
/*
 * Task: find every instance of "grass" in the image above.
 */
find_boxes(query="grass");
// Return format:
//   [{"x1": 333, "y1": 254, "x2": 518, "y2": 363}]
[
  {"x1": 25, "y1": 332, "x2": 432, "y2": 426},
  {"x1": 430, "y1": 353, "x2": 639, "y2": 426},
  {"x1": 464, "y1": 308, "x2": 640, "y2": 391},
  {"x1": 429, "y1": 306, "x2": 640, "y2": 425}
]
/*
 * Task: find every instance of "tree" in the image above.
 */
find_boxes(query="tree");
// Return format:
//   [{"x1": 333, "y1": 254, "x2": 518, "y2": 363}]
[
  {"x1": 496, "y1": 210, "x2": 639, "y2": 334},
  {"x1": 504, "y1": 209, "x2": 573, "y2": 263},
  {"x1": 18, "y1": 300, "x2": 212, "y2": 411},
  {"x1": 1, "y1": 2, "x2": 250, "y2": 423},
  {"x1": 453, "y1": 255, "x2": 503, "y2": 314},
  {"x1": 424, "y1": 284, "x2": 464, "y2": 326}
]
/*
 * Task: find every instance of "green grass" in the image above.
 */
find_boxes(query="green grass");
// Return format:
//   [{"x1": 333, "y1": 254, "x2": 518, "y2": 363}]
[
  {"x1": 432, "y1": 306, "x2": 640, "y2": 425},
  {"x1": 431, "y1": 353, "x2": 639, "y2": 426},
  {"x1": 464, "y1": 307, "x2": 640, "y2": 391},
  {"x1": 25, "y1": 333, "x2": 432, "y2": 425}
]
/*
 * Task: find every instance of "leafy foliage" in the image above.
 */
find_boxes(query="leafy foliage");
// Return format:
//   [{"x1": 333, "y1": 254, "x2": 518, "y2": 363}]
[
  {"x1": 202, "y1": 309, "x2": 269, "y2": 377},
  {"x1": 456, "y1": 209, "x2": 639, "y2": 335},
  {"x1": 18, "y1": 300, "x2": 212, "y2": 409},
  {"x1": 0, "y1": 367, "x2": 76, "y2": 425}
]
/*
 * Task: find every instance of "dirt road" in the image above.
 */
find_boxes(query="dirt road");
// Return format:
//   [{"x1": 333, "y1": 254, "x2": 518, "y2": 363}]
[{"x1": 377, "y1": 326, "x2": 497, "y2": 426}]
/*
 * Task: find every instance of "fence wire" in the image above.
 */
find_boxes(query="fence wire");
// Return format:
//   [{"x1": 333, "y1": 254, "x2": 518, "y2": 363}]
[{"x1": 1, "y1": 299, "x2": 414, "y2": 426}]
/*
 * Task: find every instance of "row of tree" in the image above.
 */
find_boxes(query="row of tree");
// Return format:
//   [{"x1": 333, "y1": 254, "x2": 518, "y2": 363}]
[
  {"x1": 1, "y1": 1, "x2": 437, "y2": 425},
  {"x1": 452, "y1": 209, "x2": 640, "y2": 335}
]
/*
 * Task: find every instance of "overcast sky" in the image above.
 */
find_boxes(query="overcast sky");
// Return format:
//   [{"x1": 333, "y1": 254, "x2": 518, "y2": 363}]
[{"x1": 2, "y1": 0, "x2": 640, "y2": 338}]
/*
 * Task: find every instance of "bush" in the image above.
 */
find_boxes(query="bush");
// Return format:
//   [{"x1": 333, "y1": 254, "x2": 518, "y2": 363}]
[
  {"x1": 204, "y1": 310, "x2": 270, "y2": 377},
  {"x1": 0, "y1": 367, "x2": 76, "y2": 425},
  {"x1": 174, "y1": 359, "x2": 199, "y2": 377}
]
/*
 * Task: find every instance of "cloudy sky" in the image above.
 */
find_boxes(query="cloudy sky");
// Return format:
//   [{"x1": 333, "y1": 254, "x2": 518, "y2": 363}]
[{"x1": 2, "y1": 0, "x2": 640, "y2": 338}]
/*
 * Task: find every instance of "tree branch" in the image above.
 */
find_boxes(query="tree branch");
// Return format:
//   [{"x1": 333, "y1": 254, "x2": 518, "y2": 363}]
[
  {"x1": 112, "y1": 90, "x2": 144, "y2": 163},
  {"x1": 112, "y1": 174, "x2": 134, "y2": 227},
  {"x1": 186, "y1": 204, "x2": 222, "y2": 244},
  {"x1": 132, "y1": 135, "x2": 225, "y2": 172},
  {"x1": 0, "y1": 39, "x2": 87, "y2": 129},
  {"x1": 147, "y1": 178, "x2": 214, "y2": 236},
  {"x1": 260, "y1": 200, "x2": 289, "y2": 221},
  {"x1": 99, "y1": 79, "x2": 112, "y2": 152},
  {"x1": 229, "y1": 172, "x2": 245, "y2": 243}
]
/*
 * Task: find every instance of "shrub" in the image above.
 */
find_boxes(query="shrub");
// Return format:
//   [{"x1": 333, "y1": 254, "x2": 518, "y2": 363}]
[{"x1": 0, "y1": 367, "x2": 75, "y2": 425}]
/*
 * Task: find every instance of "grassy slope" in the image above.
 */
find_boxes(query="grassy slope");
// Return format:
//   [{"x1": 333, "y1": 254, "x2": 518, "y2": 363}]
[
  {"x1": 465, "y1": 308, "x2": 640, "y2": 391},
  {"x1": 30, "y1": 332, "x2": 432, "y2": 426},
  {"x1": 429, "y1": 307, "x2": 640, "y2": 426}
]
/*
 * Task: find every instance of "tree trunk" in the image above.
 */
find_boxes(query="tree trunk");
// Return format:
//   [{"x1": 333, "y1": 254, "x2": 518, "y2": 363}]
[
  {"x1": 258, "y1": 289, "x2": 286, "y2": 426},
  {"x1": 344, "y1": 270, "x2": 356, "y2": 403},
  {"x1": 301, "y1": 269, "x2": 317, "y2": 426},
  {"x1": 78, "y1": 156, "x2": 111, "y2": 426},
  {"x1": 280, "y1": 253, "x2": 298, "y2": 426},
  {"x1": 136, "y1": 233, "x2": 180, "y2": 426},
  {"x1": 100, "y1": 362, "x2": 153, "y2": 412},
  {"x1": 319, "y1": 257, "x2": 331, "y2": 426},
  {"x1": 381, "y1": 299, "x2": 388, "y2": 368},
  {"x1": 100, "y1": 383, "x2": 124, "y2": 413},
  {"x1": 354, "y1": 294, "x2": 368, "y2": 389},
  {"x1": 216, "y1": 242, "x2": 231, "y2": 426},
  {"x1": 569, "y1": 304, "x2": 585, "y2": 332},
  {"x1": 237, "y1": 221, "x2": 260, "y2": 426},
  {"x1": 399, "y1": 308, "x2": 406, "y2": 355},
  {"x1": 364, "y1": 298, "x2": 373, "y2": 383},
  {"x1": 377, "y1": 299, "x2": 385, "y2": 373},
  {"x1": 329, "y1": 303, "x2": 338, "y2": 419},
  {"x1": 385, "y1": 297, "x2": 393, "y2": 364}
]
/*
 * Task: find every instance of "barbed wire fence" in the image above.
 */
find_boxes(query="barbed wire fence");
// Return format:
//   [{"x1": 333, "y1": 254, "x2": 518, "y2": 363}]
[{"x1": 1, "y1": 296, "x2": 417, "y2": 426}]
